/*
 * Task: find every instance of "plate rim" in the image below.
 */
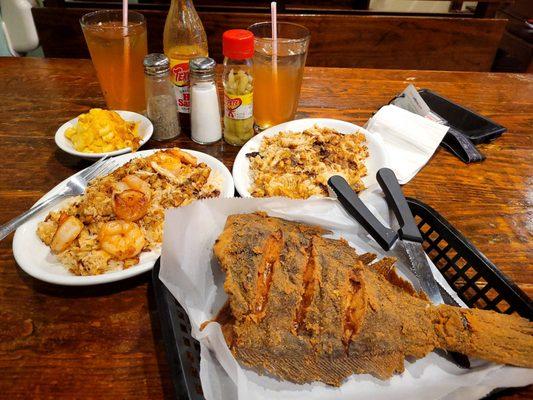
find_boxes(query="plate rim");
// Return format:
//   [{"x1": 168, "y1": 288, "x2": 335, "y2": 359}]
[
  {"x1": 12, "y1": 148, "x2": 234, "y2": 286},
  {"x1": 232, "y1": 117, "x2": 388, "y2": 198},
  {"x1": 54, "y1": 110, "x2": 154, "y2": 159}
]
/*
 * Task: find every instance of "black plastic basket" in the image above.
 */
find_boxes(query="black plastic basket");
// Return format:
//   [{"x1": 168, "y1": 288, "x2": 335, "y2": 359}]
[{"x1": 152, "y1": 198, "x2": 532, "y2": 400}]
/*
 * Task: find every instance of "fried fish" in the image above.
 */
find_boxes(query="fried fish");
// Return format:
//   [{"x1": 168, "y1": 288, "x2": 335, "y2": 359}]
[{"x1": 209, "y1": 213, "x2": 533, "y2": 386}]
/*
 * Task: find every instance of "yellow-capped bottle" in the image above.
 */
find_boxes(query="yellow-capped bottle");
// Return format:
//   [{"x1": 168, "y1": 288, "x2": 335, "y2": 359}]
[{"x1": 163, "y1": 0, "x2": 208, "y2": 129}]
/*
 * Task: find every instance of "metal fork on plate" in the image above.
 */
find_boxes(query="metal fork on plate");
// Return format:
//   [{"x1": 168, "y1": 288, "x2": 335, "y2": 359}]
[{"x1": 0, "y1": 156, "x2": 118, "y2": 241}]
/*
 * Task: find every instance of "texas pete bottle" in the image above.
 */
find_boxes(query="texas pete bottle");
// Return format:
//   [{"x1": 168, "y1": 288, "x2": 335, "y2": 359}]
[{"x1": 163, "y1": 0, "x2": 208, "y2": 131}]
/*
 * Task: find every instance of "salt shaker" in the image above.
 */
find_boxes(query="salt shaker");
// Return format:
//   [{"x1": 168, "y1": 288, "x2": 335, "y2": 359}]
[
  {"x1": 189, "y1": 57, "x2": 222, "y2": 144},
  {"x1": 144, "y1": 53, "x2": 181, "y2": 141}
]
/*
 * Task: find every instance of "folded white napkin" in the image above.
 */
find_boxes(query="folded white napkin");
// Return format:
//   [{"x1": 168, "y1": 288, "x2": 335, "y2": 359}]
[{"x1": 365, "y1": 104, "x2": 449, "y2": 184}]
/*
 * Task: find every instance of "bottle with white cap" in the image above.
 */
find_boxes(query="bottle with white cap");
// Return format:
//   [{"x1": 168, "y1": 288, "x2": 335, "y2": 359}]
[{"x1": 189, "y1": 57, "x2": 222, "y2": 144}]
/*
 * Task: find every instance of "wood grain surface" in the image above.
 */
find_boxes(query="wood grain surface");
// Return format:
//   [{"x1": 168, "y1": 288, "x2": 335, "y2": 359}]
[
  {"x1": 0, "y1": 57, "x2": 531, "y2": 399},
  {"x1": 32, "y1": 8, "x2": 506, "y2": 71}
]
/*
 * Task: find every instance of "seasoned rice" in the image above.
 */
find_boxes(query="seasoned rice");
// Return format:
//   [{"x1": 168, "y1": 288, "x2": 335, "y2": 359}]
[
  {"x1": 37, "y1": 148, "x2": 221, "y2": 276},
  {"x1": 248, "y1": 125, "x2": 369, "y2": 198}
]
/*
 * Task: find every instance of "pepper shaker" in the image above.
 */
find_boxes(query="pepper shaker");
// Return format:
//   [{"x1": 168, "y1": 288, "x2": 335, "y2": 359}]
[{"x1": 144, "y1": 53, "x2": 181, "y2": 141}]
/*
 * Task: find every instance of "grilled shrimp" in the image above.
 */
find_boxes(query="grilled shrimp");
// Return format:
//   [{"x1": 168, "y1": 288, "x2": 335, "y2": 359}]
[
  {"x1": 153, "y1": 148, "x2": 197, "y2": 167},
  {"x1": 151, "y1": 148, "x2": 197, "y2": 181},
  {"x1": 98, "y1": 220, "x2": 145, "y2": 260},
  {"x1": 113, "y1": 175, "x2": 152, "y2": 221},
  {"x1": 50, "y1": 215, "x2": 84, "y2": 253}
]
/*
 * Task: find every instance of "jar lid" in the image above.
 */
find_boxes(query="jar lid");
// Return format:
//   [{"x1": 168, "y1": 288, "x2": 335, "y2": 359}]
[
  {"x1": 189, "y1": 57, "x2": 217, "y2": 78},
  {"x1": 223, "y1": 29, "x2": 254, "y2": 59},
  {"x1": 144, "y1": 53, "x2": 170, "y2": 76}
]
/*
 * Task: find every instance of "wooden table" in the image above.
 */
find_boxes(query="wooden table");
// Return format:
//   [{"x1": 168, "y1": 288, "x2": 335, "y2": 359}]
[{"x1": 0, "y1": 57, "x2": 531, "y2": 399}]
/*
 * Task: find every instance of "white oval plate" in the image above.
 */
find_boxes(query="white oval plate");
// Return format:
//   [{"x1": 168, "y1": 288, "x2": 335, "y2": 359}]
[
  {"x1": 12, "y1": 149, "x2": 234, "y2": 286},
  {"x1": 55, "y1": 110, "x2": 154, "y2": 159},
  {"x1": 233, "y1": 118, "x2": 389, "y2": 198}
]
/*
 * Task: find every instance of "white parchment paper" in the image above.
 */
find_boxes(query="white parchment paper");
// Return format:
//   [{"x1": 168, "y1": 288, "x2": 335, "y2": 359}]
[{"x1": 160, "y1": 195, "x2": 533, "y2": 400}]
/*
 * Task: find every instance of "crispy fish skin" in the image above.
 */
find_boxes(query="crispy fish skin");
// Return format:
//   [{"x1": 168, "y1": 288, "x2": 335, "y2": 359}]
[{"x1": 211, "y1": 213, "x2": 533, "y2": 386}]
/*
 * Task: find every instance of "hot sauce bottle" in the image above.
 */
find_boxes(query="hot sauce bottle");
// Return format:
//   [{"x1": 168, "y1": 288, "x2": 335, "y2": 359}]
[{"x1": 163, "y1": 0, "x2": 208, "y2": 131}]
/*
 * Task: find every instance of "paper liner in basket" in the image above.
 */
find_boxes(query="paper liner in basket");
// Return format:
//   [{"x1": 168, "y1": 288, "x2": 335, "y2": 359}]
[{"x1": 159, "y1": 196, "x2": 533, "y2": 400}]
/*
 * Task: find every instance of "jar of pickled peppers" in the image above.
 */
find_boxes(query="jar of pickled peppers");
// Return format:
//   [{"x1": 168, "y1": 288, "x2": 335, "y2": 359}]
[{"x1": 222, "y1": 29, "x2": 254, "y2": 146}]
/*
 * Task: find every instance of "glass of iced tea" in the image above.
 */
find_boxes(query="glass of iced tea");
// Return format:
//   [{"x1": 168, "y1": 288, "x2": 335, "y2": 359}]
[
  {"x1": 248, "y1": 22, "x2": 310, "y2": 131},
  {"x1": 81, "y1": 10, "x2": 148, "y2": 113}
]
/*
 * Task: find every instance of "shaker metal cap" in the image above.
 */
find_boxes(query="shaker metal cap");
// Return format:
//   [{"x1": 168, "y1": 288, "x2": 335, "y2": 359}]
[
  {"x1": 189, "y1": 57, "x2": 216, "y2": 78},
  {"x1": 143, "y1": 53, "x2": 170, "y2": 76}
]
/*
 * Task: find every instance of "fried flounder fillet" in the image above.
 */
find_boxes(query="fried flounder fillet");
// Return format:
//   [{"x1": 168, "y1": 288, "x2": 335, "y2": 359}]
[{"x1": 210, "y1": 213, "x2": 533, "y2": 386}]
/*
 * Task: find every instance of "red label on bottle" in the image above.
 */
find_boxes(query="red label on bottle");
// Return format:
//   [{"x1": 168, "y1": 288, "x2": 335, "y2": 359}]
[
  {"x1": 169, "y1": 59, "x2": 190, "y2": 113},
  {"x1": 225, "y1": 95, "x2": 243, "y2": 111},
  {"x1": 170, "y1": 62, "x2": 189, "y2": 86}
]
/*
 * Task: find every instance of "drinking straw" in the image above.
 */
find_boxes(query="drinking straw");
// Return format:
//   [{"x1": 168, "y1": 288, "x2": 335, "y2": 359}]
[
  {"x1": 271, "y1": 2, "x2": 278, "y2": 113},
  {"x1": 122, "y1": 0, "x2": 128, "y2": 27},
  {"x1": 271, "y1": 1, "x2": 277, "y2": 71},
  {"x1": 122, "y1": 0, "x2": 130, "y2": 108}
]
